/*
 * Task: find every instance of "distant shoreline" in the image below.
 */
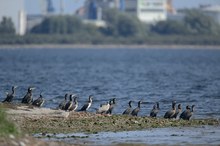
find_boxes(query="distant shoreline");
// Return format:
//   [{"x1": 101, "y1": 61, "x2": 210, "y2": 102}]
[{"x1": 0, "y1": 44, "x2": 220, "y2": 50}]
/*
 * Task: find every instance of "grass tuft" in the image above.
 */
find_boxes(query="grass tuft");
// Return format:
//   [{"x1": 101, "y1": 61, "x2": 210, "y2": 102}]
[{"x1": 0, "y1": 106, "x2": 19, "y2": 136}]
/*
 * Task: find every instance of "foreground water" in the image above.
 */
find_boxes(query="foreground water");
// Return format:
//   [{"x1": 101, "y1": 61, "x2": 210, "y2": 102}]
[
  {"x1": 36, "y1": 126, "x2": 220, "y2": 145},
  {"x1": 0, "y1": 48, "x2": 220, "y2": 119}
]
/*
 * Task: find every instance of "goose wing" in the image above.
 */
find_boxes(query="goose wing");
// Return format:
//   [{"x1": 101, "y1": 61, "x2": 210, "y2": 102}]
[
  {"x1": 2, "y1": 93, "x2": 14, "y2": 103},
  {"x1": 122, "y1": 107, "x2": 132, "y2": 115},
  {"x1": 80, "y1": 103, "x2": 89, "y2": 111}
]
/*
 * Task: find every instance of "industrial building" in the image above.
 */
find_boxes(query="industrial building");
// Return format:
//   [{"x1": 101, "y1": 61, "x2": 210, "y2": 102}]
[
  {"x1": 0, "y1": 0, "x2": 26, "y2": 35},
  {"x1": 82, "y1": 0, "x2": 168, "y2": 24},
  {"x1": 83, "y1": 0, "x2": 124, "y2": 20},
  {"x1": 125, "y1": 0, "x2": 167, "y2": 23}
]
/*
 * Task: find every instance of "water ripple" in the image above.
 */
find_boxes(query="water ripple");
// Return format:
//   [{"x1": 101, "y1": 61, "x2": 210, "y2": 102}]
[{"x1": 0, "y1": 48, "x2": 220, "y2": 118}]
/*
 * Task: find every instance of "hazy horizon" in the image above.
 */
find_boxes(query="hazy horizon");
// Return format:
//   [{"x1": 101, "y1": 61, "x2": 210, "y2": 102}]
[{"x1": 25, "y1": 0, "x2": 220, "y2": 15}]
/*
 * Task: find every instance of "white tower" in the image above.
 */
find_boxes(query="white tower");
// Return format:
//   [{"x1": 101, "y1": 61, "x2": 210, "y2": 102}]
[{"x1": 18, "y1": 10, "x2": 26, "y2": 36}]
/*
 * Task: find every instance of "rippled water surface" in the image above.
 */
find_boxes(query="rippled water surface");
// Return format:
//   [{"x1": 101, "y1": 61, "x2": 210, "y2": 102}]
[
  {"x1": 0, "y1": 48, "x2": 220, "y2": 118},
  {"x1": 37, "y1": 126, "x2": 220, "y2": 145}
]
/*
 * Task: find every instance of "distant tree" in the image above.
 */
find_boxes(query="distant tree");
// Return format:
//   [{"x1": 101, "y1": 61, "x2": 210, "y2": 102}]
[
  {"x1": 83, "y1": 23, "x2": 100, "y2": 36},
  {"x1": 151, "y1": 20, "x2": 188, "y2": 35},
  {"x1": 117, "y1": 14, "x2": 141, "y2": 37},
  {"x1": 66, "y1": 15, "x2": 83, "y2": 34},
  {"x1": 102, "y1": 9, "x2": 145, "y2": 37},
  {"x1": 31, "y1": 15, "x2": 84, "y2": 34},
  {"x1": 101, "y1": 9, "x2": 120, "y2": 36},
  {"x1": 151, "y1": 9, "x2": 220, "y2": 35},
  {"x1": 0, "y1": 17, "x2": 15, "y2": 34},
  {"x1": 184, "y1": 9, "x2": 220, "y2": 35}
]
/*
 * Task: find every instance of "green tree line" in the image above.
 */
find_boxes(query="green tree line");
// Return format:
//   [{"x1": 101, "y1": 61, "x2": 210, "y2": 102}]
[
  {"x1": 0, "y1": 9, "x2": 220, "y2": 45},
  {"x1": 0, "y1": 17, "x2": 15, "y2": 34}
]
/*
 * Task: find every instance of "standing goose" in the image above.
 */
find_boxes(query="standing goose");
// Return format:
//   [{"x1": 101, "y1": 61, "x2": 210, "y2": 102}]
[
  {"x1": 58, "y1": 93, "x2": 68, "y2": 110},
  {"x1": 106, "y1": 98, "x2": 116, "y2": 114},
  {"x1": 131, "y1": 101, "x2": 142, "y2": 116},
  {"x1": 69, "y1": 96, "x2": 78, "y2": 111},
  {"x1": 2, "y1": 86, "x2": 17, "y2": 103},
  {"x1": 180, "y1": 105, "x2": 191, "y2": 120},
  {"x1": 150, "y1": 102, "x2": 160, "y2": 117},
  {"x1": 96, "y1": 101, "x2": 110, "y2": 114},
  {"x1": 172, "y1": 104, "x2": 182, "y2": 119},
  {"x1": 164, "y1": 101, "x2": 176, "y2": 119},
  {"x1": 21, "y1": 87, "x2": 35, "y2": 104},
  {"x1": 122, "y1": 100, "x2": 133, "y2": 115},
  {"x1": 64, "y1": 94, "x2": 73, "y2": 111},
  {"x1": 180, "y1": 105, "x2": 195, "y2": 120},
  {"x1": 79, "y1": 95, "x2": 93, "y2": 112},
  {"x1": 32, "y1": 93, "x2": 45, "y2": 107},
  {"x1": 188, "y1": 105, "x2": 195, "y2": 120}
]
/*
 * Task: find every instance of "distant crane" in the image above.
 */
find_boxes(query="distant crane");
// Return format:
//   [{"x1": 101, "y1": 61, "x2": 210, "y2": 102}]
[
  {"x1": 39, "y1": 0, "x2": 83, "y2": 16},
  {"x1": 166, "y1": 0, "x2": 176, "y2": 14},
  {"x1": 40, "y1": 0, "x2": 55, "y2": 16},
  {"x1": 47, "y1": 0, "x2": 55, "y2": 14},
  {"x1": 60, "y1": 0, "x2": 64, "y2": 14}
]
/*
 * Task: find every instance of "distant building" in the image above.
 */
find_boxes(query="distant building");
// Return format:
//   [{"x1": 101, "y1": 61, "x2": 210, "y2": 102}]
[
  {"x1": 84, "y1": 0, "x2": 123, "y2": 20},
  {"x1": 200, "y1": 5, "x2": 220, "y2": 24},
  {"x1": 124, "y1": 0, "x2": 167, "y2": 23},
  {"x1": 0, "y1": 0, "x2": 26, "y2": 35},
  {"x1": 82, "y1": 0, "x2": 168, "y2": 24}
]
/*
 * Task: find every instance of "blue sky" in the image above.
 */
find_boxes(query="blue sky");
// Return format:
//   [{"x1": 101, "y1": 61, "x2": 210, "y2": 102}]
[
  {"x1": 26, "y1": 0, "x2": 84, "y2": 14},
  {"x1": 25, "y1": 0, "x2": 220, "y2": 15}
]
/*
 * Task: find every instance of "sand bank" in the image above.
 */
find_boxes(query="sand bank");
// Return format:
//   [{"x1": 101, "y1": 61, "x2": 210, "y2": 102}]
[{"x1": 2, "y1": 104, "x2": 219, "y2": 134}]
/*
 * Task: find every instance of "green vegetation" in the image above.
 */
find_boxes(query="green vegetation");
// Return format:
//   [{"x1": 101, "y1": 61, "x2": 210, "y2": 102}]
[
  {"x1": 151, "y1": 20, "x2": 189, "y2": 35},
  {"x1": 151, "y1": 9, "x2": 220, "y2": 35},
  {"x1": 184, "y1": 9, "x2": 220, "y2": 35},
  {"x1": 0, "y1": 9, "x2": 220, "y2": 45},
  {"x1": 30, "y1": 15, "x2": 99, "y2": 36},
  {"x1": 0, "y1": 17, "x2": 15, "y2": 35},
  {"x1": 100, "y1": 9, "x2": 146, "y2": 37},
  {"x1": 0, "y1": 106, "x2": 19, "y2": 136}
]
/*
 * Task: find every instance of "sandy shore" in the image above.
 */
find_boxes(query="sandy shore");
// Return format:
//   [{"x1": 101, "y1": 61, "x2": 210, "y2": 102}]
[
  {"x1": 2, "y1": 104, "x2": 219, "y2": 134},
  {"x1": 1, "y1": 104, "x2": 219, "y2": 145},
  {"x1": 0, "y1": 44, "x2": 220, "y2": 50}
]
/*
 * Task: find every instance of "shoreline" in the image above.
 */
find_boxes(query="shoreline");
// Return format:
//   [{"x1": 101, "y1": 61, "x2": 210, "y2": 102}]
[
  {"x1": 1, "y1": 104, "x2": 220, "y2": 145},
  {"x1": 3, "y1": 105, "x2": 220, "y2": 134},
  {"x1": 0, "y1": 44, "x2": 220, "y2": 50}
]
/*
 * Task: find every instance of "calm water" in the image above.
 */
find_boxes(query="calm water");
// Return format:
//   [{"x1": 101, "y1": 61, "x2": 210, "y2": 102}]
[{"x1": 0, "y1": 48, "x2": 220, "y2": 119}]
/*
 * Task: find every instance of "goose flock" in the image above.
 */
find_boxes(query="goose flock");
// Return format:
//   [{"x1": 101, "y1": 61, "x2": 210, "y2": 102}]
[{"x1": 1, "y1": 86, "x2": 195, "y2": 120}]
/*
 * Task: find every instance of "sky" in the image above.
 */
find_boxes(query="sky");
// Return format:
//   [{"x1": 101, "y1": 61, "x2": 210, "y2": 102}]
[
  {"x1": 25, "y1": 0, "x2": 220, "y2": 15},
  {"x1": 26, "y1": 0, "x2": 84, "y2": 15}
]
